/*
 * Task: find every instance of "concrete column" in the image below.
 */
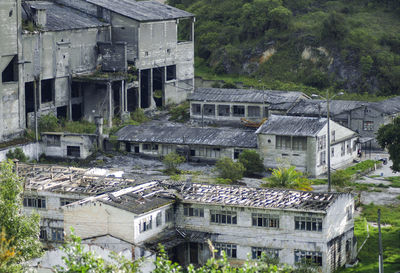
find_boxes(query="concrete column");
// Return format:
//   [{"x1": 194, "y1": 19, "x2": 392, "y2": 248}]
[
  {"x1": 124, "y1": 80, "x2": 128, "y2": 112},
  {"x1": 107, "y1": 82, "x2": 112, "y2": 127},
  {"x1": 138, "y1": 70, "x2": 142, "y2": 108},
  {"x1": 68, "y1": 76, "x2": 72, "y2": 121},
  {"x1": 119, "y1": 80, "x2": 124, "y2": 115},
  {"x1": 38, "y1": 78, "x2": 42, "y2": 110},
  {"x1": 150, "y1": 68, "x2": 155, "y2": 108}
]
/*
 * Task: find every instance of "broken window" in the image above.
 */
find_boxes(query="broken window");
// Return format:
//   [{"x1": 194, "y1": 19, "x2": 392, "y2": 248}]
[
  {"x1": 292, "y1": 137, "x2": 307, "y2": 151},
  {"x1": 51, "y1": 228, "x2": 64, "y2": 242},
  {"x1": 23, "y1": 196, "x2": 46, "y2": 209},
  {"x1": 46, "y1": 135, "x2": 61, "y2": 147},
  {"x1": 276, "y1": 136, "x2": 291, "y2": 150},
  {"x1": 203, "y1": 104, "x2": 215, "y2": 116},
  {"x1": 363, "y1": 121, "x2": 374, "y2": 131},
  {"x1": 294, "y1": 250, "x2": 322, "y2": 266},
  {"x1": 251, "y1": 247, "x2": 279, "y2": 260},
  {"x1": 317, "y1": 135, "x2": 326, "y2": 151},
  {"x1": 156, "y1": 212, "x2": 162, "y2": 227},
  {"x1": 252, "y1": 213, "x2": 279, "y2": 228},
  {"x1": 248, "y1": 106, "x2": 260, "y2": 117},
  {"x1": 71, "y1": 104, "x2": 82, "y2": 121},
  {"x1": 39, "y1": 228, "x2": 47, "y2": 241},
  {"x1": 177, "y1": 18, "x2": 192, "y2": 43},
  {"x1": 232, "y1": 105, "x2": 245, "y2": 117},
  {"x1": 139, "y1": 216, "x2": 152, "y2": 233},
  {"x1": 67, "y1": 146, "x2": 80, "y2": 157},
  {"x1": 143, "y1": 143, "x2": 158, "y2": 151},
  {"x1": 192, "y1": 103, "x2": 201, "y2": 115},
  {"x1": 57, "y1": 106, "x2": 67, "y2": 120},
  {"x1": 214, "y1": 243, "x2": 237, "y2": 258},
  {"x1": 71, "y1": 82, "x2": 81, "y2": 98},
  {"x1": 319, "y1": 151, "x2": 326, "y2": 166},
  {"x1": 294, "y1": 216, "x2": 322, "y2": 232},
  {"x1": 60, "y1": 198, "x2": 79, "y2": 206},
  {"x1": 166, "y1": 65, "x2": 176, "y2": 81},
  {"x1": 234, "y1": 149, "x2": 243, "y2": 159},
  {"x1": 218, "y1": 105, "x2": 230, "y2": 116},
  {"x1": 165, "y1": 208, "x2": 174, "y2": 223},
  {"x1": 210, "y1": 210, "x2": 237, "y2": 225},
  {"x1": 184, "y1": 206, "x2": 204, "y2": 217},
  {"x1": 41, "y1": 79, "x2": 54, "y2": 103},
  {"x1": 2, "y1": 55, "x2": 17, "y2": 83}
]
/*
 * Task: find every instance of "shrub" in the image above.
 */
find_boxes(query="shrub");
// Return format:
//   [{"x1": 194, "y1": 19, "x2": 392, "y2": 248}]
[
  {"x1": 264, "y1": 166, "x2": 312, "y2": 191},
  {"x1": 6, "y1": 148, "x2": 28, "y2": 162},
  {"x1": 168, "y1": 102, "x2": 190, "y2": 123},
  {"x1": 238, "y1": 150, "x2": 265, "y2": 176},
  {"x1": 131, "y1": 108, "x2": 149, "y2": 123},
  {"x1": 331, "y1": 169, "x2": 352, "y2": 187},
  {"x1": 38, "y1": 114, "x2": 60, "y2": 133},
  {"x1": 163, "y1": 152, "x2": 186, "y2": 174},
  {"x1": 214, "y1": 157, "x2": 245, "y2": 182}
]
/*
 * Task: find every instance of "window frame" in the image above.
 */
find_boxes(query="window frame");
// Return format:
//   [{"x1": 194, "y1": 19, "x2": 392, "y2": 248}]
[{"x1": 210, "y1": 210, "x2": 237, "y2": 225}]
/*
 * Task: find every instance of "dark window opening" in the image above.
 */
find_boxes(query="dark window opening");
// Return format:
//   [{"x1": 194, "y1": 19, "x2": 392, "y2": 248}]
[
  {"x1": 153, "y1": 67, "x2": 164, "y2": 107},
  {"x1": 218, "y1": 105, "x2": 230, "y2": 116},
  {"x1": 248, "y1": 106, "x2": 260, "y2": 117},
  {"x1": 2, "y1": 55, "x2": 18, "y2": 83},
  {"x1": 57, "y1": 106, "x2": 67, "y2": 120},
  {"x1": 204, "y1": 104, "x2": 215, "y2": 116},
  {"x1": 25, "y1": 82, "x2": 35, "y2": 114},
  {"x1": 192, "y1": 104, "x2": 201, "y2": 115},
  {"x1": 184, "y1": 206, "x2": 204, "y2": 217},
  {"x1": 71, "y1": 103, "x2": 82, "y2": 121},
  {"x1": 46, "y1": 135, "x2": 61, "y2": 147},
  {"x1": 190, "y1": 149, "x2": 195, "y2": 156},
  {"x1": 166, "y1": 65, "x2": 176, "y2": 81},
  {"x1": 264, "y1": 107, "x2": 269, "y2": 117},
  {"x1": 233, "y1": 105, "x2": 245, "y2": 117},
  {"x1": 127, "y1": 88, "x2": 138, "y2": 112},
  {"x1": 23, "y1": 196, "x2": 46, "y2": 208},
  {"x1": 67, "y1": 146, "x2": 80, "y2": 157},
  {"x1": 134, "y1": 146, "x2": 140, "y2": 153},
  {"x1": 113, "y1": 82, "x2": 121, "y2": 116},
  {"x1": 41, "y1": 79, "x2": 54, "y2": 103},
  {"x1": 71, "y1": 82, "x2": 81, "y2": 98},
  {"x1": 177, "y1": 18, "x2": 192, "y2": 43},
  {"x1": 126, "y1": 142, "x2": 131, "y2": 152},
  {"x1": 39, "y1": 228, "x2": 47, "y2": 240},
  {"x1": 234, "y1": 149, "x2": 243, "y2": 159},
  {"x1": 51, "y1": 228, "x2": 64, "y2": 242},
  {"x1": 140, "y1": 69, "x2": 151, "y2": 108}
]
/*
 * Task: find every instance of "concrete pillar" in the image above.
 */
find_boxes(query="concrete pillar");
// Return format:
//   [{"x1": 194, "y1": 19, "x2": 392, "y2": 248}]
[
  {"x1": 68, "y1": 76, "x2": 72, "y2": 121},
  {"x1": 150, "y1": 68, "x2": 155, "y2": 108},
  {"x1": 95, "y1": 116, "x2": 104, "y2": 151},
  {"x1": 119, "y1": 80, "x2": 124, "y2": 115},
  {"x1": 124, "y1": 80, "x2": 128, "y2": 112},
  {"x1": 138, "y1": 70, "x2": 142, "y2": 108},
  {"x1": 107, "y1": 82, "x2": 112, "y2": 127}
]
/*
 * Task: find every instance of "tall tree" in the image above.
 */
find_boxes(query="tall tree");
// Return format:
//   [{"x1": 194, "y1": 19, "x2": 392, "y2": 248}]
[
  {"x1": 377, "y1": 116, "x2": 400, "y2": 172},
  {"x1": 0, "y1": 160, "x2": 42, "y2": 272}
]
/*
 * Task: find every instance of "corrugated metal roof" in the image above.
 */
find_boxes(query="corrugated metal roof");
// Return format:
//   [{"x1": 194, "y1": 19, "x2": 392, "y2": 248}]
[
  {"x1": 86, "y1": 0, "x2": 194, "y2": 21},
  {"x1": 23, "y1": 1, "x2": 109, "y2": 31},
  {"x1": 256, "y1": 115, "x2": 327, "y2": 137},
  {"x1": 115, "y1": 125, "x2": 257, "y2": 148},
  {"x1": 188, "y1": 88, "x2": 306, "y2": 108},
  {"x1": 370, "y1": 96, "x2": 400, "y2": 115},
  {"x1": 182, "y1": 183, "x2": 340, "y2": 212},
  {"x1": 288, "y1": 99, "x2": 367, "y2": 117}
]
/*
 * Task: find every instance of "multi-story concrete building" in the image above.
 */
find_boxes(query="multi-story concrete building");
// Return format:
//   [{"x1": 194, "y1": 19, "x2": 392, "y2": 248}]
[
  {"x1": 256, "y1": 115, "x2": 359, "y2": 176},
  {"x1": 62, "y1": 181, "x2": 356, "y2": 273}
]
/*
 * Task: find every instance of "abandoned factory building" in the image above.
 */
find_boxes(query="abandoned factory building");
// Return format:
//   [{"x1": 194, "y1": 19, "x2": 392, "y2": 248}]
[
  {"x1": 62, "y1": 181, "x2": 356, "y2": 273},
  {"x1": 0, "y1": 0, "x2": 194, "y2": 141}
]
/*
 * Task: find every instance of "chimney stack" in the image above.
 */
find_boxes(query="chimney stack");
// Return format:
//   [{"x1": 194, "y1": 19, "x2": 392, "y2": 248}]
[{"x1": 32, "y1": 6, "x2": 47, "y2": 28}]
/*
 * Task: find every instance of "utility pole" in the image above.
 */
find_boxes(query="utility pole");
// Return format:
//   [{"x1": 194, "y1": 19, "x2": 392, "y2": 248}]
[
  {"x1": 378, "y1": 209, "x2": 384, "y2": 273},
  {"x1": 326, "y1": 89, "x2": 331, "y2": 192}
]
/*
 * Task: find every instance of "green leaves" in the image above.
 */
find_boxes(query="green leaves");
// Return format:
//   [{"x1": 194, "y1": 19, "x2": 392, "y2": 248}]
[
  {"x1": 377, "y1": 116, "x2": 400, "y2": 172},
  {"x1": 214, "y1": 157, "x2": 245, "y2": 183}
]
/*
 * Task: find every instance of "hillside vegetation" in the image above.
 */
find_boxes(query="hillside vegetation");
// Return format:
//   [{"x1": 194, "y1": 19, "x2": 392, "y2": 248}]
[{"x1": 169, "y1": 0, "x2": 400, "y2": 96}]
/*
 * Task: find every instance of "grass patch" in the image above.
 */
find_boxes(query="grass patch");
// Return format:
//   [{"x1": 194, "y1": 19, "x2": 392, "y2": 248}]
[
  {"x1": 344, "y1": 160, "x2": 381, "y2": 176},
  {"x1": 385, "y1": 176, "x2": 400, "y2": 188},
  {"x1": 311, "y1": 178, "x2": 327, "y2": 185},
  {"x1": 340, "y1": 204, "x2": 400, "y2": 273}
]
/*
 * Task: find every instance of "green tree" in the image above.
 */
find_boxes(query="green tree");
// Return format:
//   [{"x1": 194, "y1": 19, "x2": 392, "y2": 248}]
[
  {"x1": 0, "y1": 160, "x2": 42, "y2": 272},
  {"x1": 238, "y1": 150, "x2": 265, "y2": 176},
  {"x1": 214, "y1": 157, "x2": 245, "y2": 183},
  {"x1": 163, "y1": 152, "x2": 186, "y2": 174},
  {"x1": 38, "y1": 113, "x2": 60, "y2": 132},
  {"x1": 377, "y1": 116, "x2": 400, "y2": 172},
  {"x1": 264, "y1": 166, "x2": 312, "y2": 191},
  {"x1": 331, "y1": 170, "x2": 352, "y2": 187},
  {"x1": 6, "y1": 147, "x2": 28, "y2": 162}
]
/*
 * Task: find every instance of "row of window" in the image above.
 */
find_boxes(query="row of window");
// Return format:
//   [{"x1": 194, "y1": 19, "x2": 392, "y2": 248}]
[
  {"x1": 23, "y1": 197, "x2": 81, "y2": 209},
  {"x1": 40, "y1": 227, "x2": 64, "y2": 242},
  {"x1": 138, "y1": 208, "x2": 174, "y2": 233},
  {"x1": 192, "y1": 104, "x2": 269, "y2": 118},
  {"x1": 215, "y1": 244, "x2": 322, "y2": 266},
  {"x1": 276, "y1": 136, "x2": 307, "y2": 151},
  {"x1": 184, "y1": 207, "x2": 322, "y2": 231}
]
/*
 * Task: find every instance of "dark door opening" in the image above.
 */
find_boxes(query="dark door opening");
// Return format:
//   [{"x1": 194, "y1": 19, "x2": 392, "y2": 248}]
[
  {"x1": 127, "y1": 87, "x2": 138, "y2": 112},
  {"x1": 67, "y1": 146, "x2": 80, "y2": 157},
  {"x1": 134, "y1": 146, "x2": 140, "y2": 153},
  {"x1": 57, "y1": 106, "x2": 67, "y2": 120},
  {"x1": 113, "y1": 82, "x2": 121, "y2": 116},
  {"x1": 25, "y1": 82, "x2": 35, "y2": 127},
  {"x1": 126, "y1": 142, "x2": 131, "y2": 152},
  {"x1": 152, "y1": 67, "x2": 164, "y2": 107},
  {"x1": 71, "y1": 103, "x2": 82, "y2": 121},
  {"x1": 41, "y1": 79, "x2": 54, "y2": 103},
  {"x1": 140, "y1": 69, "x2": 151, "y2": 108},
  {"x1": 189, "y1": 243, "x2": 199, "y2": 265}
]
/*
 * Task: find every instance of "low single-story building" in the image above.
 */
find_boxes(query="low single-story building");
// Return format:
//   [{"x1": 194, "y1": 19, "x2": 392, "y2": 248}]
[
  {"x1": 41, "y1": 132, "x2": 98, "y2": 159},
  {"x1": 256, "y1": 115, "x2": 359, "y2": 176},
  {"x1": 114, "y1": 125, "x2": 258, "y2": 161},
  {"x1": 188, "y1": 88, "x2": 309, "y2": 126}
]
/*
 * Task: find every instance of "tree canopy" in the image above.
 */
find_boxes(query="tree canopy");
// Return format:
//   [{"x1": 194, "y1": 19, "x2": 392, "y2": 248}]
[
  {"x1": 377, "y1": 116, "x2": 400, "y2": 172},
  {"x1": 0, "y1": 160, "x2": 42, "y2": 272}
]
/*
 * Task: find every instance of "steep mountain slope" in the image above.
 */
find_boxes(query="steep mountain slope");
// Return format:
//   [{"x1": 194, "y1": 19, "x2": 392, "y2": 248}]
[{"x1": 169, "y1": 0, "x2": 400, "y2": 95}]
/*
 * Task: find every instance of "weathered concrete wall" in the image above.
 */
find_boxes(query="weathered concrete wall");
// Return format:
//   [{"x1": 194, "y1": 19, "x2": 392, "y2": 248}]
[
  {"x1": 0, "y1": 142, "x2": 41, "y2": 162},
  {"x1": 41, "y1": 134, "x2": 97, "y2": 159},
  {"x1": 110, "y1": 13, "x2": 140, "y2": 61}
]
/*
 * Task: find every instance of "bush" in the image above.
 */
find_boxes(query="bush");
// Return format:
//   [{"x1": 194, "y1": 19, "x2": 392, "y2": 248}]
[
  {"x1": 331, "y1": 169, "x2": 352, "y2": 187},
  {"x1": 38, "y1": 114, "x2": 60, "y2": 133},
  {"x1": 263, "y1": 166, "x2": 312, "y2": 191},
  {"x1": 131, "y1": 108, "x2": 149, "y2": 123},
  {"x1": 214, "y1": 157, "x2": 245, "y2": 183},
  {"x1": 238, "y1": 150, "x2": 265, "y2": 176},
  {"x1": 6, "y1": 148, "x2": 28, "y2": 162},
  {"x1": 163, "y1": 152, "x2": 186, "y2": 174},
  {"x1": 168, "y1": 102, "x2": 190, "y2": 123}
]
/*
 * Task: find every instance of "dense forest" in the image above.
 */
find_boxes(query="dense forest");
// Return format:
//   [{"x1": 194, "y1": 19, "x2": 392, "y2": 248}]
[{"x1": 169, "y1": 0, "x2": 400, "y2": 96}]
